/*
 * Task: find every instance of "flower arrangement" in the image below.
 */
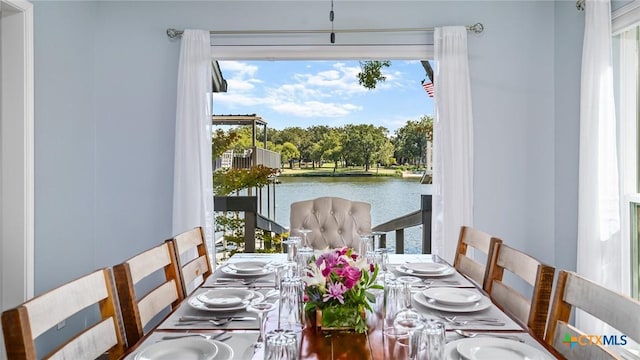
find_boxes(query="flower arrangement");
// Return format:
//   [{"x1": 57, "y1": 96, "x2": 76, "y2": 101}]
[{"x1": 301, "y1": 247, "x2": 382, "y2": 333}]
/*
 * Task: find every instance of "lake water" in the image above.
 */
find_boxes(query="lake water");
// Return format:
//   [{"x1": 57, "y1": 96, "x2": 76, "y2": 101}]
[{"x1": 270, "y1": 176, "x2": 432, "y2": 253}]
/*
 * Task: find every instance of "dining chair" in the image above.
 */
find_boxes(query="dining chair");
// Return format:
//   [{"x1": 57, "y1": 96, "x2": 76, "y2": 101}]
[
  {"x1": 485, "y1": 243, "x2": 555, "y2": 339},
  {"x1": 169, "y1": 226, "x2": 213, "y2": 295},
  {"x1": 545, "y1": 270, "x2": 640, "y2": 359},
  {"x1": 1, "y1": 268, "x2": 126, "y2": 359},
  {"x1": 289, "y1": 196, "x2": 372, "y2": 249},
  {"x1": 453, "y1": 225, "x2": 502, "y2": 290},
  {"x1": 113, "y1": 241, "x2": 185, "y2": 345}
]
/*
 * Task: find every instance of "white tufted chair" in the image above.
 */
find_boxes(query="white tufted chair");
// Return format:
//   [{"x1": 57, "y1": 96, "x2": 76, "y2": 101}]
[{"x1": 289, "y1": 197, "x2": 372, "y2": 249}]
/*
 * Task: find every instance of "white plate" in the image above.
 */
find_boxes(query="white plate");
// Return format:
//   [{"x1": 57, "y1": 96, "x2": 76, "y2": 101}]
[
  {"x1": 423, "y1": 288, "x2": 482, "y2": 306},
  {"x1": 134, "y1": 337, "x2": 218, "y2": 360},
  {"x1": 188, "y1": 291, "x2": 264, "y2": 312},
  {"x1": 455, "y1": 337, "x2": 550, "y2": 360},
  {"x1": 228, "y1": 261, "x2": 269, "y2": 273},
  {"x1": 196, "y1": 289, "x2": 254, "y2": 308},
  {"x1": 404, "y1": 262, "x2": 450, "y2": 274},
  {"x1": 413, "y1": 292, "x2": 491, "y2": 313},
  {"x1": 395, "y1": 264, "x2": 455, "y2": 277},
  {"x1": 211, "y1": 340, "x2": 234, "y2": 360},
  {"x1": 220, "y1": 264, "x2": 272, "y2": 277}
]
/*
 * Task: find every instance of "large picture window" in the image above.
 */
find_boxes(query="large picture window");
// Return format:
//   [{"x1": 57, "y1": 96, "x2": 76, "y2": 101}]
[{"x1": 614, "y1": 18, "x2": 640, "y2": 299}]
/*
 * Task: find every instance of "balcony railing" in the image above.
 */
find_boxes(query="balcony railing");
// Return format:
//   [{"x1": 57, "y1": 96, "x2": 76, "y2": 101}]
[
  {"x1": 372, "y1": 194, "x2": 432, "y2": 254},
  {"x1": 214, "y1": 147, "x2": 281, "y2": 171}
]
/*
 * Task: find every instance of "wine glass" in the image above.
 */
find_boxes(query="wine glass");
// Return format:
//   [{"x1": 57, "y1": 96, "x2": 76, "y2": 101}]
[
  {"x1": 298, "y1": 228, "x2": 313, "y2": 251},
  {"x1": 265, "y1": 262, "x2": 287, "y2": 299},
  {"x1": 359, "y1": 234, "x2": 374, "y2": 257},
  {"x1": 393, "y1": 280, "x2": 425, "y2": 359},
  {"x1": 247, "y1": 301, "x2": 277, "y2": 348},
  {"x1": 282, "y1": 236, "x2": 301, "y2": 263}
]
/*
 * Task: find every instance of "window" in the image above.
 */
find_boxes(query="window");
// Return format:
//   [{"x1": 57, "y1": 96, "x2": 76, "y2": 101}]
[{"x1": 614, "y1": 17, "x2": 640, "y2": 299}]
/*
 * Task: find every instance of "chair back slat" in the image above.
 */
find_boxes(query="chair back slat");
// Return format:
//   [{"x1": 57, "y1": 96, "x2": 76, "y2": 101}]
[
  {"x1": 49, "y1": 319, "x2": 118, "y2": 360},
  {"x1": 486, "y1": 243, "x2": 554, "y2": 339},
  {"x1": 551, "y1": 322, "x2": 618, "y2": 360},
  {"x1": 455, "y1": 255, "x2": 485, "y2": 287},
  {"x1": 137, "y1": 280, "x2": 180, "y2": 328},
  {"x1": 2, "y1": 268, "x2": 126, "y2": 360},
  {"x1": 490, "y1": 281, "x2": 531, "y2": 324},
  {"x1": 128, "y1": 245, "x2": 173, "y2": 284},
  {"x1": 114, "y1": 242, "x2": 184, "y2": 346},
  {"x1": 24, "y1": 270, "x2": 109, "y2": 338}
]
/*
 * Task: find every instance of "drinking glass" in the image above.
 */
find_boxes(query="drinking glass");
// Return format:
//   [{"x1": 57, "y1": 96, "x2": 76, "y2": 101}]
[
  {"x1": 417, "y1": 319, "x2": 446, "y2": 360},
  {"x1": 247, "y1": 302, "x2": 278, "y2": 348},
  {"x1": 296, "y1": 247, "x2": 313, "y2": 278},
  {"x1": 393, "y1": 280, "x2": 425, "y2": 359},
  {"x1": 264, "y1": 329, "x2": 300, "y2": 360},
  {"x1": 358, "y1": 234, "x2": 374, "y2": 257},
  {"x1": 282, "y1": 236, "x2": 301, "y2": 278},
  {"x1": 384, "y1": 278, "x2": 404, "y2": 329},
  {"x1": 282, "y1": 236, "x2": 301, "y2": 263},
  {"x1": 265, "y1": 263, "x2": 287, "y2": 299},
  {"x1": 373, "y1": 248, "x2": 389, "y2": 282},
  {"x1": 383, "y1": 327, "x2": 410, "y2": 359},
  {"x1": 278, "y1": 277, "x2": 305, "y2": 333},
  {"x1": 298, "y1": 228, "x2": 313, "y2": 251}
]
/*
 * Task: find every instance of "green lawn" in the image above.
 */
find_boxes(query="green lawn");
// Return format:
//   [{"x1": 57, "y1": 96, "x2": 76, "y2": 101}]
[{"x1": 280, "y1": 163, "x2": 399, "y2": 177}]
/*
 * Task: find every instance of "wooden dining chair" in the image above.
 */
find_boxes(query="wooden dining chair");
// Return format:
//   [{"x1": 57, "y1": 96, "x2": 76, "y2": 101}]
[
  {"x1": 453, "y1": 225, "x2": 502, "y2": 290},
  {"x1": 1, "y1": 268, "x2": 126, "y2": 359},
  {"x1": 545, "y1": 270, "x2": 640, "y2": 359},
  {"x1": 113, "y1": 241, "x2": 185, "y2": 345},
  {"x1": 169, "y1": 226, "x2": 213, "y2": 295},
  {"x1": 485, "y1": 243, "x2": 555, "y2": 339}
]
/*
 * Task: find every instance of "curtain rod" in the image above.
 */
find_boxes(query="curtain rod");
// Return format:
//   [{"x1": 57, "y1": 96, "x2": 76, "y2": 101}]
[{"x1": 165, "y1": 23, "x2": 484, "y2": 39}]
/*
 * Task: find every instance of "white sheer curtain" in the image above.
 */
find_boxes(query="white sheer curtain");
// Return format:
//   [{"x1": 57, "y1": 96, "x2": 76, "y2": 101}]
[
  {"x1": 431, "y1": 27, "x2": 474, "y2": 263},
  {"x1": 172, "y1": 29, "x2": 215, "y2": 261},
  {"x1": 577, "y1": 0, "x2": 621, "y2": 332}
]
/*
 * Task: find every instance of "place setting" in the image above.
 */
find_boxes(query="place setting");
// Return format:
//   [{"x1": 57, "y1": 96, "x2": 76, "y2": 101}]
[
  {"x1": 157, "y1": 288, "x2": 266, "y2": 330},
  {"x1": 392, "y1": 262, "x2": 475, "y2": 287},
  {"x1": 411, "y1": 287, "x2": 523, "y2": 331},
  {"x1": 204, "y1": 260, "x2": 277, "y2": 287}
]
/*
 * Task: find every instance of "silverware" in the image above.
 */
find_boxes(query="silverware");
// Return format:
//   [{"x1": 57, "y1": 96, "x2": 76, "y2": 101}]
[
  {"x1": 444, "y1": 316, "x2": 501, "y2": 323},
  {"x1": 161, "y1": 331, "x2": 227, "y2": 341},
  {"x1": 454, "y1": 329, "x2": 525, "y2": 342},
  {"x1": 179, "y1": 316, "x2": 255, "y2": 322}
]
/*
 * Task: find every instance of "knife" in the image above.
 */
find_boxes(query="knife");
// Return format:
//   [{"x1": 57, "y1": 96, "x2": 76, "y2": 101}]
[{"x1": 179, "y1": 316, "x2": 255, "y2": 322}]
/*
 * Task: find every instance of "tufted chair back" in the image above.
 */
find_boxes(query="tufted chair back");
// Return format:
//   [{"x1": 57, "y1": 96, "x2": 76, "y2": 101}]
[{"x1": 289, "y1": 197, "x2": 372, "y2": 249}]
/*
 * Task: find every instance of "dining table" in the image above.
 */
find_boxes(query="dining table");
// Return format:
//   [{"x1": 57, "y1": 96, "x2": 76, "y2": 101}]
[{"x1": 120, "y1": 252, "x2": 562, "y2": 360}]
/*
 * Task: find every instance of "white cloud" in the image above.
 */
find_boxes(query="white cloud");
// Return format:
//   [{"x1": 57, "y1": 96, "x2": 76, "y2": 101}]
[
  {"x1": 271, "y1": 101, "x2": 362, "y2": 118},
  {"x1": 220, "y1": 61, "x2": 258, "y2": 78}
]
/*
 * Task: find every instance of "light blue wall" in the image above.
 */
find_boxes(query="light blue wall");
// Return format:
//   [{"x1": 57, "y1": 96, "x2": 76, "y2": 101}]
[{"x1": 32, "y1": 1, "x2": 581, "y2": 295}]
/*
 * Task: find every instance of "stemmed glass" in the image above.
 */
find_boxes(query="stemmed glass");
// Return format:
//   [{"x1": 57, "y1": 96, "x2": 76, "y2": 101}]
[
  {"x1": 282, "y1": 236, "x2": 301, "y2": 278},
  {"x1": 265, "y1": 262, "x2": 287, "y2": 299},
  {"x1": 393, "y1": 278, "x2": 425, "y2": 359},
  {"x1": 298, "y1": 228, "x2": 313, "y2": 251},
  {"x1": 359, "y1": 234, "x2": 374, "y2": 257},
  {"x1": 247, "y1": 301, "x2": 277, "y2": 348}
]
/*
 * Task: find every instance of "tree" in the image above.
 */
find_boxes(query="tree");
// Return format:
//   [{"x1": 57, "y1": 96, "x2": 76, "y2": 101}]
[
  {"x1": 320, "y1": 129, "x2": 343, "y2": 171},
  {"x1": 357, "y1": 61, "x2": 391, "y2": 89},
  {"x1": 276, "y1": 127, "x2": 312, "y2": 166},
  {"x1": 394, "y1": 115, "x2": 433, "y2": 166},
  {"x1": 278, "y1": 142, "x2": 300, "y2": 169},
  {"x1": 342, "y1": 124, "x2": 388, "y2": 171}
]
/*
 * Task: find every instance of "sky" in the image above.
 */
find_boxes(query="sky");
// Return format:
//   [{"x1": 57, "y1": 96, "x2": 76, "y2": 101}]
[{"x1": 212, "y1": 60, "x2": 434, "y2": 133}]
